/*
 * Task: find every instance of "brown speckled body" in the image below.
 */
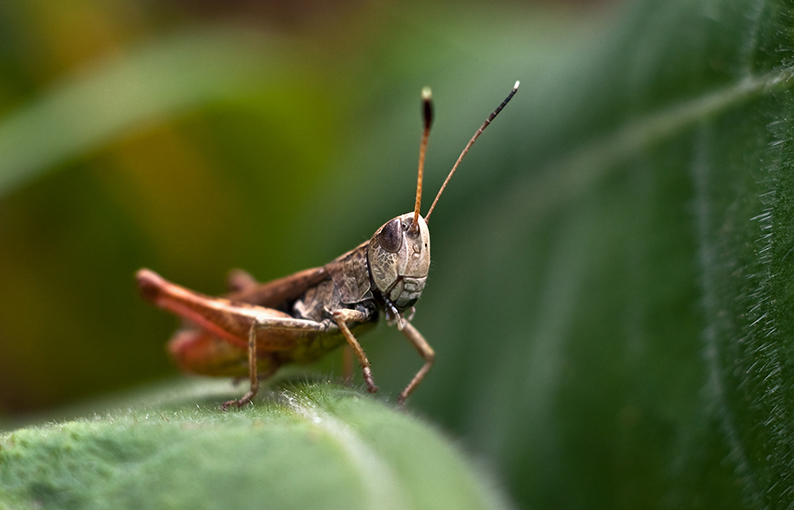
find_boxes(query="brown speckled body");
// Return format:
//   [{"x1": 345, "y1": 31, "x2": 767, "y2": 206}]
[
  {"x1": 152, "y1": 241, "x2": 382, "y2": 378},
  {"x1": 136, "y1": 81, "x2": 518, "y2": 407}
]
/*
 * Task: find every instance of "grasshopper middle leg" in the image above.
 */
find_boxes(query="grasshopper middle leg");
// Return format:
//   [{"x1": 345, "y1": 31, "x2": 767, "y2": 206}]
[{"x1": 333, "y1": 309, "x2": 378, "y2": 393}]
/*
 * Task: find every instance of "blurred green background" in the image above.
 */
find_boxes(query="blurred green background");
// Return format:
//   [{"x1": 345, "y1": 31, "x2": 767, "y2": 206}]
[
  {"x1": 5, "y1": 0, "x2": 794, "y2": 508},
  {"x1": 0, "y1": 0, "x2": 551, "y2": 411}
]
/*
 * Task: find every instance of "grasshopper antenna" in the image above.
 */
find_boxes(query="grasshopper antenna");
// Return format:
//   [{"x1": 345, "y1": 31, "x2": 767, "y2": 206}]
[
  {"x1": 414, "y1": 87, "x2": 434, "y2": 226},
  {"x1": 424, "y1": 80, "x2": 520, "y2": 223}
]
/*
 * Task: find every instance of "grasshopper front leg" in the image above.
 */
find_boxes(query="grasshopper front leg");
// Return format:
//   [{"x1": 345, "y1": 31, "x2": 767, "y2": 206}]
[{"x1": 398, "y1": 321, "x2": 435, "y2": 405}]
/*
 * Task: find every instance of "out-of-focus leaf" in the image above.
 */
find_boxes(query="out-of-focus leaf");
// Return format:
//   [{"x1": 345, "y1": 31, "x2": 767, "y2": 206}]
[{"x1": 0, "y1": 27, "x2": 299, "y2": 198}]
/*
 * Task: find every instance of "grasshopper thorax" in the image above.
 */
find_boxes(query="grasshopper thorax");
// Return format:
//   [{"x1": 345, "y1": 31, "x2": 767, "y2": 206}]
[{"x1": 368, "y1": 212, "x2": 430, "y2": 312}]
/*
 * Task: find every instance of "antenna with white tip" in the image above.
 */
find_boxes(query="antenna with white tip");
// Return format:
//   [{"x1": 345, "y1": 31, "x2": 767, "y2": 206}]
[
  {"x1": 413, "y1": 87, "x2": 433, "y2": 226},
  {"x1": 424, "y1": 81, "x2": 520, "y2": 223}
]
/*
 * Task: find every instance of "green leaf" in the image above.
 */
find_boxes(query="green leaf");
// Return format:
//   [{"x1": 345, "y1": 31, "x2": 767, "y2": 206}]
[{"x1": 0, "y1": 380, "x2": 510, "y2": 510}]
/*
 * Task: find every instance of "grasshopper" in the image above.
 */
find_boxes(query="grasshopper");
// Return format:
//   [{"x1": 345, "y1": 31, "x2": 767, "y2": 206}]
[{"x1": 136, "y1": 81, "x2": 519, "y2": 409}]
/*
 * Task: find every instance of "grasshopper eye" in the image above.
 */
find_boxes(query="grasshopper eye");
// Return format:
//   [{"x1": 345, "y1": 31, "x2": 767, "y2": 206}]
[{"x1": 378, "y1": 218, "x2": 403, "y2": 253}]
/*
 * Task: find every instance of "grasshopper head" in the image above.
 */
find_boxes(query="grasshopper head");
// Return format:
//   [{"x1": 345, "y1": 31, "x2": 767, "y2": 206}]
[
  {"x1": 367, "y1": 82, "x2": 518, "y2": 314},
  {"x1": 368, "y1": 212, "x2": 430, "y2": 311}
]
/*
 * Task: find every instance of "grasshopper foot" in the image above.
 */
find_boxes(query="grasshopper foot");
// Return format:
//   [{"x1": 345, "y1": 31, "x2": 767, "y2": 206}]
[
  {"x1": 362, "y1": 366, "x2": 378, "y2": 393},
  {"x1": 220, "y1": 391, "x2": 256, "y2": 411}
]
